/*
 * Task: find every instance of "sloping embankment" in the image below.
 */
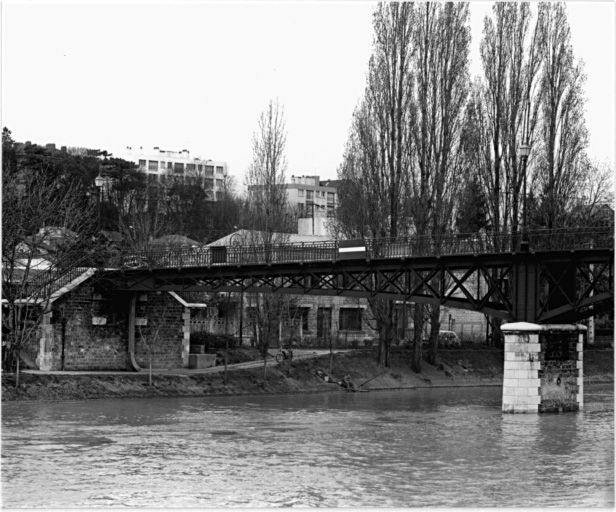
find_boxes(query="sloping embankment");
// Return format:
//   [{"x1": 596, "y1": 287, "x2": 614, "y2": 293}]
[{"x1": 1, "y1": 347, "x2": 612, "y2": 402}]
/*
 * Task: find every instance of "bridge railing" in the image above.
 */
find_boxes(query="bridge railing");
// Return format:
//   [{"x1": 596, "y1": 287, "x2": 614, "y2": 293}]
[{"x1": 115, "y1": 227, "x2": 613, "y2": 271}]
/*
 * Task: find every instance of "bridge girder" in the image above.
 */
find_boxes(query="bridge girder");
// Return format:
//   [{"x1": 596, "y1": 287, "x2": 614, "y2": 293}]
[{"x1": 103, "y1": 248, "x2": 613, "y2": 322}]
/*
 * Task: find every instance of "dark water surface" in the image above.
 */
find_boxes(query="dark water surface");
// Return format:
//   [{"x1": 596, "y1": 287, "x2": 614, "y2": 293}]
[{"x1": 2, "y1": 385, "x2": 613, "y2": 508}]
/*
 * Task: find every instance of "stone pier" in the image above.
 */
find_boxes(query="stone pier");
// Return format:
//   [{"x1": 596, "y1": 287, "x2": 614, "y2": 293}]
[{"x1": 501, "y1": 322, "x2": 585, "y2": 413}]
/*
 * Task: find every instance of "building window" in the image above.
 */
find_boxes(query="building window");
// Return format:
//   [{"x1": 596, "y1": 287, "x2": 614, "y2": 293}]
[
  {"x1": 205, "y1": 165, "x2": 214, "y2": 176},
  {"x1": 174, "y1": 162, "x2": 184, "y2": 174},
  {"x1": 246, "y1": 307, "x2": 258, "y2": 325},
  {"x1": 138, "y1": 159, "x2": 146, "y2": 169},
  {"x1": 215, "y1": 179, "x2": 224, "y2": 188},
  {"x1": 216, "y1": 166, "x2": 224, "y2": 174},
  {"x1": 306, "y1": 190, "x2": 314, "y2": 200},
  {"x1": 204, "y1": 178, "x2": 214, "y2": 190},
  {"x1": 217, "y1": 302, "x2": 236, "y2": 319},
  {"x1": 298, "y1": 189, "x2": 304, "y2": 197},
  {"x1": 300, "y1": 307, "x2": 310, "y2": 332},
  {"x1": 148, "y1": 160, "x2": 158, "y2": 172},
  {"x1": 327, "y1": 192, "x2": 335, "y2": 203},
  {"x1": 339, "y1": 308, "x2": 361, "y2": 331},
  {"x1": 186, "y1": 163, "x2": 196, "y2": 172}
]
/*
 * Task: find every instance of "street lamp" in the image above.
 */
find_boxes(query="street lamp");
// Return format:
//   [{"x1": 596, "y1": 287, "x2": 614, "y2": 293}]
[
  {"x1": 519, "y1": 144, "x2": 531, "y2": 251},
  {"x1": 94, "y1": 172, "x2": 105, "y2": 231}
]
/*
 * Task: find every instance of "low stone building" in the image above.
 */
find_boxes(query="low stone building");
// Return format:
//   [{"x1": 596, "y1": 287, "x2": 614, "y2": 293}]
[{"x1": 13, "y1": 270, "x2": 190, "y2": 371}]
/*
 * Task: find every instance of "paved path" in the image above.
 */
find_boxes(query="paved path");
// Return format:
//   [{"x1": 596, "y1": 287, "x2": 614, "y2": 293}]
[{"x1": 21, "y1": 349, "x2": 351, "y2": 377}]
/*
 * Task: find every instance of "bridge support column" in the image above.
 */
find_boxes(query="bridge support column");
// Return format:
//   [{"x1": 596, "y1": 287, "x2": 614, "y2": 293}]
[
  {"x1": 501, "y1": 323, "x2": 585, "y2": 413},
  {"x1": 182, "y1": 307, "x2": 191, "y2": 367}
]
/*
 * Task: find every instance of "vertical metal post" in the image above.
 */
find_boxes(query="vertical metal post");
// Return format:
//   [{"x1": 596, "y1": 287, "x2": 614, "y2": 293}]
[
  {"x1": 520, "y1": 147, "x2": 530, "y2": 252},
  {"x1": 128, "y1": 293, "x2": 141, "y2": 371},
  {"x1": 239, "y1": 289, "x2": 244, "y2": 346},
  {"x1": 60, "y1": 318, "x2": 67, "y2": 370}
]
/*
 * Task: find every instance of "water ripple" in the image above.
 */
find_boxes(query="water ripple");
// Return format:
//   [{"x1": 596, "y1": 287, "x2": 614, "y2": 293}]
[{"x1": 2, "y1": 385, "x2": 613, "y2": 508}]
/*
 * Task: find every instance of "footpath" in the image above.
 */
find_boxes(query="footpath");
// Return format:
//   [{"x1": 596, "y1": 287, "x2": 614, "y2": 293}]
[{"x1": 2, "y1": 347, "x2": 613, "y2": 402}]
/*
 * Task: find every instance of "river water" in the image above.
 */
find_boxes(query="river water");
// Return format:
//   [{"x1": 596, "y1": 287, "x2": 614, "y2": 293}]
[{"x1": 2, "y1": 385, "x2": 613, "y2": 508}]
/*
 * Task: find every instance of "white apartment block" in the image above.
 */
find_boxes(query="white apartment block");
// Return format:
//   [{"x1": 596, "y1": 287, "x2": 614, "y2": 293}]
[
  {"x1": 285, "y1": 175, "x2": 339, "y2": 218},
  {"x1": 117, "y1": 146, "x2": 229, "y2": 201}
]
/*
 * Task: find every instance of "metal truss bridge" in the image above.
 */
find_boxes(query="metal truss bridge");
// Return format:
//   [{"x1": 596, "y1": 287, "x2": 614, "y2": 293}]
[{"x1": 104, "y1": 227, "x2": 613, "y2": 323}]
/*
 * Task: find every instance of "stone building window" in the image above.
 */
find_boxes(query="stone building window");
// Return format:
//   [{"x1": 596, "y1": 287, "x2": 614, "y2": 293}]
[{"x1": 339, "y1": 308, "x2": 361, "y2": 331}]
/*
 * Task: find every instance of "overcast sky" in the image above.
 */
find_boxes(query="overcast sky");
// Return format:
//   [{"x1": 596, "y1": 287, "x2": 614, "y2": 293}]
[{"x1": 2, "y1": 1, "x2": 614, "y2": 188}]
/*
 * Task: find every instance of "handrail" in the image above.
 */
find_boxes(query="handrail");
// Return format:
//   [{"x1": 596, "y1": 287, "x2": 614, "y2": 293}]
[{"x1": 113, "y1": 227, "x2": 613, "y2": 271}]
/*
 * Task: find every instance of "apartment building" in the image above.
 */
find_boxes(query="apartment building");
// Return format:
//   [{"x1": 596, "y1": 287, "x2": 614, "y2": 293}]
[
  {"x1": 117, "y1": 146, "x2": 229, "y2": 200},
  {"x1": 286, "y1": 175, "x2": 339, "y2": 217},
  {"x1": 248, "y1": 175, "x2": 339, "y2": 217}
]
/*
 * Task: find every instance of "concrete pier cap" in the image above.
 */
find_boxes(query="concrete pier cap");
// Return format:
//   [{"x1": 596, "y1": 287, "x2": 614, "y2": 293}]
[
  {"x1": 501, "y1": 322, "x2": 585, "y2": 414},
  {"x1": 501, "y1": 322, "x2": 587, "y2": 332}
]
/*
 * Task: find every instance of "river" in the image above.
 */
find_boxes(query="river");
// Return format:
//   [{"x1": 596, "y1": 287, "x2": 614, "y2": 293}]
[{"x1": 2, "y1": 385, "x2": 613, "y2": 508}]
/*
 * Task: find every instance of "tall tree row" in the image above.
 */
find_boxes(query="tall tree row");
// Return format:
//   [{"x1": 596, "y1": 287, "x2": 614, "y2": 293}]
[
  {"x1": 533, "y1": 3, "x2": 589, "y2": 229},
  {"x1": 338, "y1": 1, "x2": 607, "y2": 367},
  {"x1": 473, "y1": 2, "x2": 541, "y2": 241},
  {"x1": 467, "y1": 2, "x2": 596, "y2": 237},
  {"x1": 337, "y1": 2, "x2": 470, "y2": 369},
  {"x1": 409, "y1": 2, "x2": 470, "y2": 368}
]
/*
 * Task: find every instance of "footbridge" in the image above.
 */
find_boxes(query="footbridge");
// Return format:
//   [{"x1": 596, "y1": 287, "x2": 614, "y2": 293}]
[{"x1": 103, "y1": 227, "x2": 613, "y2": 324}]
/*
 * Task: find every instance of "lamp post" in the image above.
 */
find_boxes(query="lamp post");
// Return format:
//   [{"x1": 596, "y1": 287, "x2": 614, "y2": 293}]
[
  {"x1": 518, "y1": 144, "x2": 531, "y2": 251},
  {"x1": 94, "y1": 172, "x2": 105, "y2": 231}
]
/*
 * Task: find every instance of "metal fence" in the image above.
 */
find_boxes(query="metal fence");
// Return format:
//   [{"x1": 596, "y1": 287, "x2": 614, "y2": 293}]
[{"x1": 115, "y1": 227, "x2": 613, "y2": 271}]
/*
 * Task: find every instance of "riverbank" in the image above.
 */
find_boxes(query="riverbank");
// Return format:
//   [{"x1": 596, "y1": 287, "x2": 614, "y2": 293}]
[{"x1": 2, "y1": 347, "x2": 613, "y2": 401}]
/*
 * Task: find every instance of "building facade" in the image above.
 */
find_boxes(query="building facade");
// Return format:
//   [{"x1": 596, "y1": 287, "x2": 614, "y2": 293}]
[
  {"x1": 117, "y1": 146, "x2": 229, "y2": 200},
  {"x1": 285, "y1": 175, "x2": 339, "y2": 218},
  {"x1": 247, "y1": 175, "x2": 340, "y2": 218}
]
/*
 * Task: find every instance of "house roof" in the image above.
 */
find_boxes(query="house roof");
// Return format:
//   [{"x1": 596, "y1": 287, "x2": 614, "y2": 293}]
[
  {"x1": 151, "y1": 234, "x2": 201, "y2": 247},
  {"x1": 207, "y1": 229, "x2": 332, "y2": 247}
]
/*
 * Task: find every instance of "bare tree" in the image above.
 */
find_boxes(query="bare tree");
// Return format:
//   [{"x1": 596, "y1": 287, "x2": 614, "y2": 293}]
[
  {"x1": 137, "y1": 301, "x2": 170, "y2": 387},
  {"x1": 2, "y1": 131, "x2": 96, "y2": 381},
  {"x1": 408, "y1": 2, "x2": 471, "y2": 369},
  {"x1": 338, "y1": 2, "x2": 415, "y2": 368},
  {"x1": 533, "y1": 2, "x2": 588, "y2": 229},
  {"x1": 476, "y1": 2, "x2": 542, "y2": 242},
  {"x1": 244, "y1": 99, "x2": 295, "y2": 378}
]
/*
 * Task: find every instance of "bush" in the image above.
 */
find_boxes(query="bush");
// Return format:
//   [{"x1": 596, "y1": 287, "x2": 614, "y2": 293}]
[{"x1": 189, "y1": 332, "x2": 237, "y2": 352}]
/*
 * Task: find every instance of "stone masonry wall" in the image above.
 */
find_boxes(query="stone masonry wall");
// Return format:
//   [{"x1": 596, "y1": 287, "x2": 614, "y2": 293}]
[
  {"x1": 502, "y1": 323, "x2": 584, "y2": 414},
  {"x1": 501, "y1": 329, "x2": 541, "y2": 413},
  {"x1": 134, "y1": 292, "x2": 184, "y2": 369},
  {"x1": 38, "y1": 286, "x2": 185, "y2": 371},
  {"x1": 538, "y1": 330, "x2": 583, "y2": 412},
  {"x1": 48, "y1": 285, "x2": 129, "y2": 370}
]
